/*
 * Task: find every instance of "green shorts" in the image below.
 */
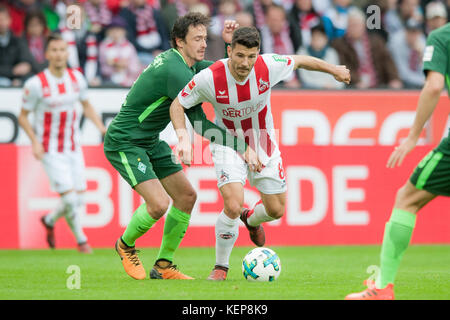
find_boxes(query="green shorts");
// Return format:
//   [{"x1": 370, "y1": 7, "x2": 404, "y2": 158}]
[
  {"x1": 104, "y1": 140, "x2": 182, "y2": 188},
  {"x1": 410, "y1": 137, "x2": 450, "y2": 196}
]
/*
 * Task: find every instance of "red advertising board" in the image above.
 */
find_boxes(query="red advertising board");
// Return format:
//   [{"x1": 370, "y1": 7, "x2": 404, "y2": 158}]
[
  {"x1": 203, "y1": 91, "x2": 450, "y2": 146},
  {"x1": 1, "y1": 90, "x2": 449, "y2": 249}
]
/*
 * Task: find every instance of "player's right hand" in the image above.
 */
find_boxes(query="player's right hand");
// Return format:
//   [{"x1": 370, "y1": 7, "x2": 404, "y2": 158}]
[
  {"x1": 244, "y1": 146, "x2": 263, "y2": 173},
  {"x1": 222, "y1": 20, "x2": 239, "y2": 44},
  {"x1": 32, "y1": 141, "x2": 44, "y2": 160},
  {"x1": 333, "y1": 65, "x2": 351, "y2": 84},
  {"x1": 176, "y1": 138, "x2": 193, "y2": 166},
  {"x1": 386, "y1": 137, "x2": 418, "y2": 168}
]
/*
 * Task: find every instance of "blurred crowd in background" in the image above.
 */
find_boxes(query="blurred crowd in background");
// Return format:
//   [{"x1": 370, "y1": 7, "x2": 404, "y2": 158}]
[{"x1": 0, "y1": 0, "x2": 448, "y2": 89}]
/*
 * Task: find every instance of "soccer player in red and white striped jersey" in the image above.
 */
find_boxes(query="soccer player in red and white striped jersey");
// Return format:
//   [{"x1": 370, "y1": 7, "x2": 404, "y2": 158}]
[
  {"x1": 170, "y1": 27, "x2": 350, "y2": 280},
  {"x1": 18, "y1": 33, "x2": 106, "y2": 253}
]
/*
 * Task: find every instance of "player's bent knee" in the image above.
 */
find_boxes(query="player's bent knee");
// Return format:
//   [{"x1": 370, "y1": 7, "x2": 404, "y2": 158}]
[
  {"x1": 394, "y1": 183, "x2": 432, "y2": 213},
  {"x1": 183, "y1": 189, "x2": 197, "y2": 208},
  {"x1": 172, "y1": 189, "x2": 197, "y2": 214},
  {"x1": 61, "y1": 191, "x2": 78, "y2": 214},
  {"x1": 224, "y1": 200, "x2": 243, "y2": 219},
  {"x1": 394, "y1": 185, "x2": 415, "y2": 210},
  {"x1": 146, "y1": 200, "x2": 169, "y2": 219}
]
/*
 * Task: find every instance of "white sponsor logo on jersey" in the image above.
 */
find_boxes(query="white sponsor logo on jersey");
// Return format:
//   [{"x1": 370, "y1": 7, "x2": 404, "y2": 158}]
[
  {"x1": 423, "y1": 46, "x2": 434, "y2": 62},
  {"x1": 216, "y1": 89, "x2": 229, "y2": 99}
]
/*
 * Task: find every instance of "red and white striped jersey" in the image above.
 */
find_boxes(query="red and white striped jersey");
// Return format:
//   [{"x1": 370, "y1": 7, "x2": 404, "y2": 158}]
[
  {"x1": 22, "y1": 68, "x2": 88, "y2": 154},
  {"x1": 178, "y1": 53, "x2": 295, "y2": 165}
]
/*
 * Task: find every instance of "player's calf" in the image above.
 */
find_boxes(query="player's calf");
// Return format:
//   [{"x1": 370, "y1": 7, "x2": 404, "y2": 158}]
[{"x1": 262, "y1": 199, "x2": 285, "y2": 220}]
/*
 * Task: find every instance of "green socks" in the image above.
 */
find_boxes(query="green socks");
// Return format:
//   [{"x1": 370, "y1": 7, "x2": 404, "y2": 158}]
[
  {"x1": 376, "y1": 209, "x2": 417, "y2": 289},
  {"x1": 156, "y1": 206, "x2": 191, "y2": 263},
  {"x1": 122, "y1": 203, "x2": 158, "y2": 247},
  {"x1": 121, "y1": 204, "x2": 190, "y2": 263}
]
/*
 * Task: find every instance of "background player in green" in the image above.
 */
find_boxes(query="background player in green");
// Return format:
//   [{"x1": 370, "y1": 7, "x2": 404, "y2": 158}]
[
  {"x1": 104, "y1": 13, "x2": 261, "y2": 280},
  {"x1": 346, "y1": 22, "x2": 450, "y2": 300}
]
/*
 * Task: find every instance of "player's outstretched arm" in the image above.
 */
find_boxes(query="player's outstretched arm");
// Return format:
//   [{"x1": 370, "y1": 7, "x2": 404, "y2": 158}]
[
  {"x1": 80, "y1": 100, "x2": 107, "y2": 136},
  {"x1": 386, "y1": 71, "x2": 445, "y2": 168},
  {"x1": 18, "y1": 108, "x2": 44, "y2": 160},
  {"x1": 292, "y1": 55, "x2": 351, "y2": 85}
]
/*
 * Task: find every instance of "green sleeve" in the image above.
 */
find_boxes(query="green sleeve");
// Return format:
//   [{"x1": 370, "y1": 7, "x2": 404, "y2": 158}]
[
  {"x1": 193, "y1": 43, "x2": 230, "y2": 73},
  {"x1": 194, "y1": 60, "x2": 214, "y2": 73},
  {"x1": 185, "y1": 105, "x2": 248, "y2": 155},
  {"x1": 166, "y1": 68, "x2": 192, "y2": 100},
  {"x1": 423, "y1": 31, "x2": 448, "y2": 76},
  {"x1": 224, "y1": 43, "x2": 230, "y2": 58}
]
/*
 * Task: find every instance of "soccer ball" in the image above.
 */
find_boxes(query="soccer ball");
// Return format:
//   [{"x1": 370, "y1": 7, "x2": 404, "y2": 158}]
[{"x1": 242, "y1": 247, "x2": 281, "y2": 282}]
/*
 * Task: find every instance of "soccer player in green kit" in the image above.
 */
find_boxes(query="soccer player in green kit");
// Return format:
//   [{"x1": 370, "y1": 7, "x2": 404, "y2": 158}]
[
  {"x1": 104, "y1": 13, "x2": 262, "y2": 280},
  {"x1": 346, "y1": 23, "x2": 450, "y2": 300}
]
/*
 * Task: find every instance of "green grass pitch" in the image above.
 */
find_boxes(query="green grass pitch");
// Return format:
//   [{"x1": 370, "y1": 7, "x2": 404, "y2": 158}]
[{"x1": 0, "y1": 245, "x2": 449, "y2": 300}]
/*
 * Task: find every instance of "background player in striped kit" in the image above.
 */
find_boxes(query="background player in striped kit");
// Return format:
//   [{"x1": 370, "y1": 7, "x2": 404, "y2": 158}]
[
  {"x1": 18, "y1": 33, "x2": 106, "y2": 254},
  {"x1": 170, "y1": 26, "x2": 350, "y2": 280}
]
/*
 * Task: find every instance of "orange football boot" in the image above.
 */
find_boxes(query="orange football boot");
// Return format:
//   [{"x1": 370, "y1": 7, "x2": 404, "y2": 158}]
[
  {"x1": 345, "y1": 280, "x2": 395, "y2": 300},
  {"x1": 150, "y1": 261, "x2": 194, "y2": 280},
  {"x1": 115, "y1": 238, "x2": 146, "y2": 280}
]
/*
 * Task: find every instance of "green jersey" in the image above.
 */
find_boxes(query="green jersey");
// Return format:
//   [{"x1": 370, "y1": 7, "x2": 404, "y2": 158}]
[
  {"x1": 423, "y1": 23, "x2": 450, "y2": 96},
  {"x1": 104, "y1": 48, "x2": 246, "y2": 153}
]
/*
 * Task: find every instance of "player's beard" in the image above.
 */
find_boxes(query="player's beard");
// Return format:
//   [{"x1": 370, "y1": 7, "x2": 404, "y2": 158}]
[
  {"x1": 233, "y1": 64, "x2": 251, "y2": 80},
  {"x1": 52, "y1": 62, "x2": 67, "y2": 73},
  {"x1": 195, "y1": 49, "x2": 205, "y2": 62},
  {"x1": 237, "y1": 67, "x2": 250, "y2": 77}
]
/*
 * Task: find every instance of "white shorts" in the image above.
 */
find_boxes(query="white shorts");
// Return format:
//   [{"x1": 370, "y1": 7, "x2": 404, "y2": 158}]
[
  {"x1": 42, "y1": 150, "x2": 87, "y2": 194},
  {"x1": 210, "y1": 143, "x2": 286, "y2": 194}
]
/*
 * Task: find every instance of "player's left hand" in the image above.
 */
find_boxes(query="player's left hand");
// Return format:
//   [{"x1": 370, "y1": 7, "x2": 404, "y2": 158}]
[
  {"x1": 99, "y1": 126, "x2": 107, "y2": 136},
  {"x1": 32, "y1": 141, "x2": 44, "y2": 160},
  {"x1": 333, "y1": 65, "x2": 351, "y2": 84},
  {"x1": 386, "y1": 137, "x2": 418, "y2": 168},
  {"x1": 222, "y1": 20, "x2": 239, "y2": 44},
  {"x1": 176, "y1": 138, "x2": 193, "y2": 167},
  {"x1": 244, "y1": 145, "x2": 263, "y2": 173}
]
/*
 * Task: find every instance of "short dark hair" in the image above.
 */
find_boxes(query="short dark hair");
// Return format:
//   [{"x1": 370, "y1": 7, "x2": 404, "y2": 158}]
[
  {"x1": 310, "y1": 23, "x2": 326, "y2": 36},
  {"x1": 231, "y1": 26, "x2": 260, "y2": 49},
  {"x1": 24, "y1": 10, "x2": 47, "y2": 33},
  {"x1": 171, "y1": 12, "x2": 211, "y2": 49},
  {"x1": 266, "y1": 4, "x2": 286, "y2": 17},
  {"x1": 45, "y1": 32, "x2": 64, "y2": 51}
]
